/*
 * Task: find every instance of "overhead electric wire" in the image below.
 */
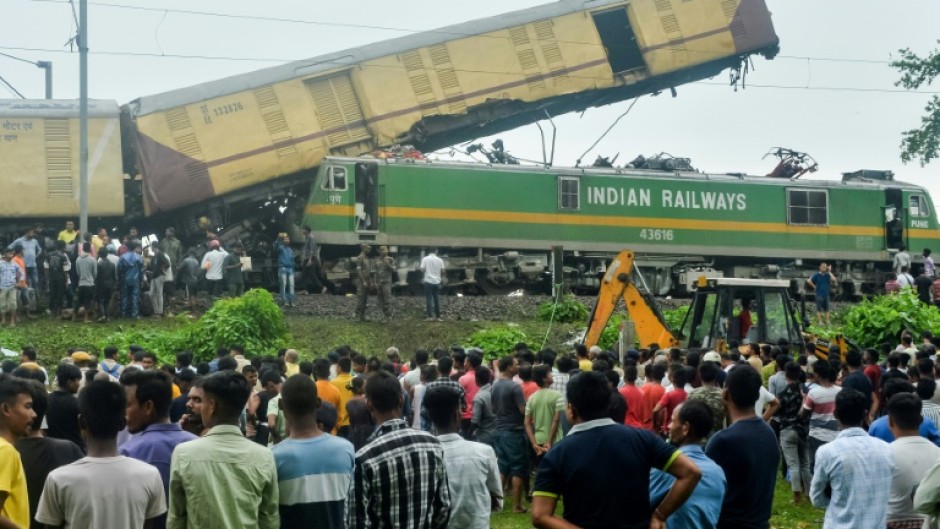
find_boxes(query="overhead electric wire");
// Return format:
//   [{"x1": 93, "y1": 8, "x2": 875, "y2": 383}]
[
  {"x1": 575, "y1": 96, "x2": 641, "y2": 167},
  {"x1": 17, "y1": 0, "x2": 920, "y2": 66},
  {"x1": 0, "y1": 51, "x2": 39, "y2": 65},
  {"x1": 5, "y1": 43, "x2": 936, "y2": 97},
  {"x1": 0, "y1": 74, "x2": 26, "y2": 98}
]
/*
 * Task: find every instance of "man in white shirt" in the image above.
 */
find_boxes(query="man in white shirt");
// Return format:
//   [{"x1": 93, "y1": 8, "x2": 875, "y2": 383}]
[
  {"x1": 887, "y1": 392, "x2": 937, "y2": 527},
  {"x1": 897, "y1": 266, "x2": 916, "y2": 290},
  {"x1": 200, "y1": 240, "x2": 228, "y2": 297},
  {"x1": 425, "y1": 385, "x2": 502, "y2": 529},
  {"x1": 894, "y1": 245, "x2": 912, "y2": 275},
  {"x1": 36, "y1": 380, "x2": 166, "y2": 529},
  {"x1": 420, "y1": 248, "x2": 445, "y2": 321}
]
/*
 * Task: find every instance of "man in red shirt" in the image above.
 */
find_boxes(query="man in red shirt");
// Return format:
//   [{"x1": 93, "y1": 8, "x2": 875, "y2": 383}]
[
  {"x1": 863, "y1": 348, "x2": 883, "y2": 420},
  {"x1": 458, "y1": 350, "x2": 483, "y2": 437},
  {"x1": 620, "y1": 365, "x2": 652, "y2": 430},
  {"x1": 641, "y1": 364, "x2": 667, "y2": 425},
  {"x1": 738, "y1": 299, "x2": 753, "y2": 341},
  {"x1": 653, "y1": 366, "x2": 689, "y2": 435}
]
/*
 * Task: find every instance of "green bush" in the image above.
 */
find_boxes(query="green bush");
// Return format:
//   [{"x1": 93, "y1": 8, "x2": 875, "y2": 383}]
[
  {"x1": 537, "y1": 296, "x2": 588, "y2": 323},
  {"x1": 843, "y1": 292, "x2": 940, "y2": 347},
  {"x1": 465, "y1": 325, "x2": 528, "y2": 361},
  {"x1": 188, "y1": 289, "x2": 289, "y2": 362},
  {"x1": 0, "y1": 289, "x2": 291, "y2": 368},
  {"x1": 598, "y1": 314, "x2": 626, "y2": 351},
  {"x1": 662, "y1": 306, "x2": 689, "y2": 331}
]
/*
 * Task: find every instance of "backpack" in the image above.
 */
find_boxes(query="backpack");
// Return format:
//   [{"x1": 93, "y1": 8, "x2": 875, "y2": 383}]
[
  {"x1": 47, "y1": 252, "x2": 67, "y2": 282},
  {"x1": 99, "y1": 361, "x2": 121, "y2": 379}
]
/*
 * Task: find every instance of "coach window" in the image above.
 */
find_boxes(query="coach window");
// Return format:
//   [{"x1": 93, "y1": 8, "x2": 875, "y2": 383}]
[
  {"x1": 322, "y1": 166, "x2": 348, "y2": 191},
  {"x1": 786, "y1": 189, "x2": 828, "y2": 226},
  {"x1": 909, "y1": 195, "x2": 929, "y2": 217},
  {"x1": 558, "y1": 177, "x2": 580, "y2": 211}
]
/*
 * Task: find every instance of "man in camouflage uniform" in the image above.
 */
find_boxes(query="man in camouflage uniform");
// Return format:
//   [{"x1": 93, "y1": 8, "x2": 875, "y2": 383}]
[
  {"x1": 354, "y1": 244, "x2": 375, "y2": 321},
  {"x1": 375, "y1": 246, "x2": 395, "y2": 321},
  {"x1": 686, "y1": 357, "x2": 726, "y2": 438},
  {"x1": 162, "y1": 227, "x2": 182, "y2": 299}
]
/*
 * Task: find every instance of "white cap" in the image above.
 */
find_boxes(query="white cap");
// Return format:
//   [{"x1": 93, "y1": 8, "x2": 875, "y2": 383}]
[{"x1": 703, "y1": 351, "x2": 721, "y2": 363}]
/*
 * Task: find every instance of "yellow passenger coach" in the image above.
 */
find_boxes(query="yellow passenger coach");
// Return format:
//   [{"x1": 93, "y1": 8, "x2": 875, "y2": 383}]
[{"x1": 0, "y1": 99, "x2": 125, "y2": 220}]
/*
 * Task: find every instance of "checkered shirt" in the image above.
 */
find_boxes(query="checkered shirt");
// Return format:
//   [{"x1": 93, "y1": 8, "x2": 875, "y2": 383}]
[
  {"x1": 347, "y1": 419, "x2": 450, "y2": 529},
  {"x1": 810, "y1": 427, "x2": 895, "y2": 529}
]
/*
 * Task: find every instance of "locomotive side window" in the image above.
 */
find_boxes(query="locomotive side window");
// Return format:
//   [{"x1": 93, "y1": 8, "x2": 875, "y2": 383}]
[
  {"x1": 322, "y1": 166, "x2": 348, "y2": 191},
  {"x1": 909, "y1": 195, "x2": 929, "y2": 217},
  {"x1": 558, "y1": 177, "x2": 580, "y2": 210},
  {"x1": 787, "y1": 189, "x2": 828, "y2": 226}
]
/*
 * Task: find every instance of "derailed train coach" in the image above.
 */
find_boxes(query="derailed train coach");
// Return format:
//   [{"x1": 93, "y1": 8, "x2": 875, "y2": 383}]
[
  {"x1": 1, "y1": 0, "x2": 778, "y2": 267},
  {"x1": 305, "y1": 157, "x2": 940, "y2": 297}
]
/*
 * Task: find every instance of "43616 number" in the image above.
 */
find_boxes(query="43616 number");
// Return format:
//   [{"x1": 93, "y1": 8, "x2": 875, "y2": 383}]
[{"x1": 639, "y1": 229, "x2": 674, "y2": 241}]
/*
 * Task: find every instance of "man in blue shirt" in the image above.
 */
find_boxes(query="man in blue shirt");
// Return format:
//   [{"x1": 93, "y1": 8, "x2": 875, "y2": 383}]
[
  {"x1": 120, "y1": 369, "x2": 197, "y2": 529},
  {"x1": 532, "y1": 371, "x2": 701, "y2": 529},
  {"x1": 118, "y1": 241, "x2": 144, "y2": 318},
  {"x1": 806, "y1": 262, "x2": 836, "y2": 326},
  {"x1": 272, "y1": 375, "x2": 354, "y2": 529},
  {"x1": 869, "y1": 379, "x2": 940, "y2": 446},
  {"x1": 650, "y1": 400, "x2": 726, "y2": 529},
  {"x1": 9, "y1": 228, "x2": 41, "y2": 293},
  {"x1": 811, "y1": 388, "x2": 894, "y2": 529},
  {"x1": 705, "y1": 365, "x2": 780, "y2": 529},
  {"x1": 274, "y1": 233, "x2": 296, "y2": 307}
]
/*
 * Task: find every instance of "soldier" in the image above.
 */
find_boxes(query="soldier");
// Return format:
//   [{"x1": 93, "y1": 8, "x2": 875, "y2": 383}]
[
  {"x1": 163, "y1": 227, "x2": 182, "y2": 299},
  {"x1": 354, "y1": 244, "x2": 374, "y2": 322},
  {"x1": 375, "y1": 246, "x2": 395, "y2": 321}
]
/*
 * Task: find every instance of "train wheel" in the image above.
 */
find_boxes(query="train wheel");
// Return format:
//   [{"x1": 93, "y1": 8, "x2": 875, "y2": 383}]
[{"x1": 476, "y1": 272, "x2": 516, "y2": 296}]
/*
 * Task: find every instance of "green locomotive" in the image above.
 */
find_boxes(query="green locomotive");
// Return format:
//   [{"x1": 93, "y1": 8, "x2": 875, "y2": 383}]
[{"x1": 304, "y1": 156, "x2": 940, "y2": 296}]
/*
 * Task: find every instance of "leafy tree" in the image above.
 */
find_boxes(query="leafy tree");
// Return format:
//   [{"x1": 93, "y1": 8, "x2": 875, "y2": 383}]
[{"x1": 892, "y1": 43, "x2": 940, "y2": 165}]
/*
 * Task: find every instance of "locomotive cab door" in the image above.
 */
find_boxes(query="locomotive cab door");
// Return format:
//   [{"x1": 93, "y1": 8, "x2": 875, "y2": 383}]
[
  {"x1": 884, "y1": 188, "x2": 904, "y2": 251},
  {"x1": 354, "y1": 162, "x2": 379, "y2": 232}
]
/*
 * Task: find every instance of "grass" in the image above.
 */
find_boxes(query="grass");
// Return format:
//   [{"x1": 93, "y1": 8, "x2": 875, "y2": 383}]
[
  {"x1": 284, "y1": 316, "x2": 581, "y2": 360},
  {"x1": 0, "y1": 313, "x2": 580, "y2": 368},
  {"x1": 489, "y1": 477, "x2": 820, "y2": 529}
]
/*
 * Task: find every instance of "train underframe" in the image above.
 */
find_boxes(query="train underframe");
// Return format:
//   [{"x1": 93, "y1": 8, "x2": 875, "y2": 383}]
[{"x1": 316, "y1": 246, "x2": 892, "y2": 299}]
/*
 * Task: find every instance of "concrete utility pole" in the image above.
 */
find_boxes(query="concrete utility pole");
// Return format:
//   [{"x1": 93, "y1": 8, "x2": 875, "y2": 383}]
[
  {"x1": 36, "y1": 61, "x2": 52, "y2": 99},
  {"x1": 0, "y1": 53, "x2": 52, "y2": 98},
  {"x1": 78, "y1": 0, "x2": 89, "y2": 235}
]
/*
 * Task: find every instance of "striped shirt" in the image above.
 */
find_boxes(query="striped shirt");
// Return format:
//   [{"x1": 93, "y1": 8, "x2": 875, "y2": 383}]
[
  {"x1": 803, "y1": 385, "x2": 842, "y2": 443},
  {"x1": 923, "y1": 401, "x2": 940, "y2": 430},
  {"x1": 347, "y1": 419, "x2": 450, "y2": 529},
  {"x1": 272, "y1": 434, "x2": 355, "y2": 529},
  {"x1": 424, "y1": 378, "x2": 465, "y2": 401}
]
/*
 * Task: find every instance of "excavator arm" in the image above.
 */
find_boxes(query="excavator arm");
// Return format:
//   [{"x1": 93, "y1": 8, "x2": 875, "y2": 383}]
[{"x1": 583, "y1": 250, "x2": 678, "y2": 350}]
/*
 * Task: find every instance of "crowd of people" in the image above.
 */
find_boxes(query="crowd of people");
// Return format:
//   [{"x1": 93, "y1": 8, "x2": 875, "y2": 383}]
[
  {"x1": 1, "y1": 221, "x2": 453, "y2": 325},
  {"x1": 0, "y1": 222, "x2": 341, "y2": 325},
  {"x1": 1, "y1": 332, "x2": 940, "y2": 529}
]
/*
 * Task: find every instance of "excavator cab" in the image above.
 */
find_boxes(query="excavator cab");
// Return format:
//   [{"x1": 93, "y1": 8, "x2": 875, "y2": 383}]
[
  {"x1": 679, "y1": 278, "x2": 804, "y2": 351},
  {"x1": 583, "y1": 250, "x2": 806, "y2": 352}
]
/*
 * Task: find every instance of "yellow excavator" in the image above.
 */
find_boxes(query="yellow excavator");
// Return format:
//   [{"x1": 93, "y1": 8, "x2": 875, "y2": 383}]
[{"x1": 582, "y1": 249, "x2": 851, "y2": 360}]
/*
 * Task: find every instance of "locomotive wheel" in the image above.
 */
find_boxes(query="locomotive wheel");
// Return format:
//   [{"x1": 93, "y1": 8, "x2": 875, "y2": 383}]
[{"x1": 476, "y1": 272, "x2": 516, "y2": 296}]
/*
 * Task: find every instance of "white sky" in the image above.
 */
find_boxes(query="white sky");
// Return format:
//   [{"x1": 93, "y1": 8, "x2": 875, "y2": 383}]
[{"x1": 2, "y1": 0, "x2": 939, "y2": 198}]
